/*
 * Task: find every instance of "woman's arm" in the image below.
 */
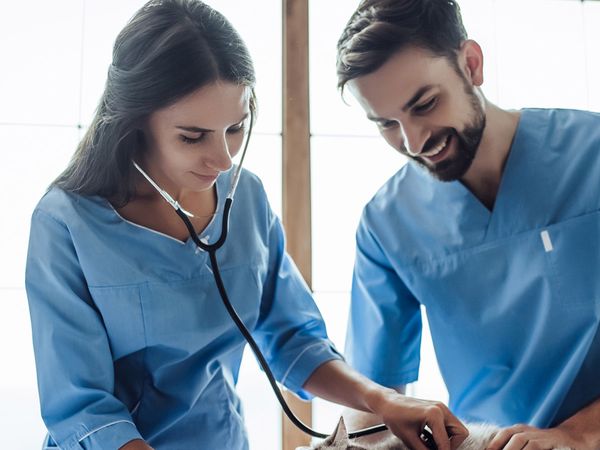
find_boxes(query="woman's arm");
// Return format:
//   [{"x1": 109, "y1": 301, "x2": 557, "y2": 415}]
[
  {"x1": 304, "y1": 360, "x2": 468, "y2": 450},
  {"x1": 119, "y1": 439, "x2": 154, "y2": 450},
  {"x1": 26, "y1": 207, "x2": 143, "y2": 449}
]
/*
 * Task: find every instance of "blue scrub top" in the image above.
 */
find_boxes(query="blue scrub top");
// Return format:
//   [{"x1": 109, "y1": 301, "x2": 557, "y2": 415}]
[
  {"x1": 346, "y1": 108, "x2": 600, "y2": 428},
  {"x1": 26, "y1": 169, "x2": 341, "y2": 450}
]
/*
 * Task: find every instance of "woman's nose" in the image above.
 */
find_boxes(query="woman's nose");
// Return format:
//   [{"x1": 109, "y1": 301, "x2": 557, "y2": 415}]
[{"x1": 206, "y1": 136, "x2": 233, "y2": 172}]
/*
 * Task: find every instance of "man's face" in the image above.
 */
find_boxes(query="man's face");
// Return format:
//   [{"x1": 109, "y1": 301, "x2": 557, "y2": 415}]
[{"x1": 347, "y1": 45, "x2": 486, "y2": 182}]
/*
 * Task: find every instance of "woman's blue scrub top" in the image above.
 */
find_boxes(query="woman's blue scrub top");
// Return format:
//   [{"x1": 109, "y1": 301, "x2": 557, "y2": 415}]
[
  {"x1": 346, "y1": 108, "x2": 600, "y2": 427},
  {"x1": 26, "y1": 170, "x2": 341, "y2": 450}
]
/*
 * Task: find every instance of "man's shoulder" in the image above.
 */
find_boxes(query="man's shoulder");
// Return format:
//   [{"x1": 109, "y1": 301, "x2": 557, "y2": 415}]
[
  {"x1": 364, "y1": 162, "x2": 428, "y2": 213},
  {"x1": 526, "y1": 107, "x2": 600, "y2": 122},
  {"x1": 527, "y1": 108, "x2": 600, "y2": 163},
  {"x1": 523, "y1": 108, "x2": 600, "y2": 142},
  {"x1": 358, "y1": 162, "x2": 437, "y2": 243}
]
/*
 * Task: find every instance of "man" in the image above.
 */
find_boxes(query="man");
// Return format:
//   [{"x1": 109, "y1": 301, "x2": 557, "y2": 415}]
[{"x1": 336, "y1": 1, "x2": 600, "y2": 449}]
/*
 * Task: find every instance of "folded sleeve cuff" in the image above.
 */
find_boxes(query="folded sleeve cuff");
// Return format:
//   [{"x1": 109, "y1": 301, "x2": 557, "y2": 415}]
[
  {"x1": 77, "y1": 420, "x2": 143, "y2": 450},
  {"x1": 279, "y1": 341, "x2": 344, "y2": 400},
  {"x1": 358, "y1": 367, "x2": 419, "y2": 390}
]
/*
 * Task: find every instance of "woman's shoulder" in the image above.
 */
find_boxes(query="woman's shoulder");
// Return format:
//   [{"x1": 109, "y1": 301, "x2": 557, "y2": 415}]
[
  {"x1": 236, "y1": 167, "x2": 265, "y2": 192},
  {"x1": 225, "y1": 168, "x2": 277, "y2": 231},
  {"x1": 232, "y1": 167, "x2": 270, "y2": 205},
  {"x1": 32, "y1": 186, "x2": 106, "y2": 225}
]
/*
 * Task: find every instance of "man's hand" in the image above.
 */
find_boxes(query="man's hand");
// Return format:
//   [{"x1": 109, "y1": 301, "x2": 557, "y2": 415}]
[
  {"x1": 487, "y1": 395, "x2": 600, "y2": 450},
  {"x1": 486, "y1": 424, "x2": 581, "y2": 450}
]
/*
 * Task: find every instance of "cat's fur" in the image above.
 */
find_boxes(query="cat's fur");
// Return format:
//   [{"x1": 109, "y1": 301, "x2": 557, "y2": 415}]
[{"x1": 297, "y1": 417, "x2": 571, "y2": 450}]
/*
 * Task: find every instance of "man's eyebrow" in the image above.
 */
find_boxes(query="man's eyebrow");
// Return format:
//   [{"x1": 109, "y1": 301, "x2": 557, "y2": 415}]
[
  {"x1": 366, "y1": 85, "x2": 438, "y2": 123},
  {"x1": 401, "y1": 85, "x2": 437, "y2": 112}
]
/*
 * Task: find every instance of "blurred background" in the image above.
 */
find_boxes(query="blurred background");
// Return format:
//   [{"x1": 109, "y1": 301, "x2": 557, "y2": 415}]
[{"x1": 1, "y1": 0, "x2": 599, "y2": 448}]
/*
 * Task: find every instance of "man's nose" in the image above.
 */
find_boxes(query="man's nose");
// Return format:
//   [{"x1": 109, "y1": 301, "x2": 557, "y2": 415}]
[{"x1": 400, "y1": 120, "x2": 431, "y2": 156}]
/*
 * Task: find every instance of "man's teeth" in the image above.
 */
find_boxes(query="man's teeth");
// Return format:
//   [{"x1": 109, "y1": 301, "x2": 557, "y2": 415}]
[{"x1": 422, "y1": 136, "x2": 449, "y2": 157}]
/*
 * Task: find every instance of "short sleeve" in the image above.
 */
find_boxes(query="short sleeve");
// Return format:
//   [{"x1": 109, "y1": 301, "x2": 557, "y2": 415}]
[
  {"x1": 251, "y1": 203, "x2": 342, "y2": 400},
  {"x1": 345, "y1": 209, "x2": 422, "y2": 387},
  {"x1": 26, "y1": 208, "x2": 143, "y2": 449}
]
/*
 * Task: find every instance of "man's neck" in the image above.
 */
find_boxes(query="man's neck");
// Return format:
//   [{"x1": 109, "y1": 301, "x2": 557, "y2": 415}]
[{"x1": 460, "y1": 102, "x2": 521, "y2": 210}]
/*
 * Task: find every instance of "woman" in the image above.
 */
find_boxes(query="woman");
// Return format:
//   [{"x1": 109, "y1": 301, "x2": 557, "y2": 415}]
[{"x1": 25, "y1": 1, "x2": 467, "y2": 449}]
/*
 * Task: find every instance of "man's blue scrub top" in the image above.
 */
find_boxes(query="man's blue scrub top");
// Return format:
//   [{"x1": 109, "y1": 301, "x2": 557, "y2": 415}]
[
  {"x1": 346, "y1": 108, "x2": 600, "y2": 427},
  {"x1": 26, "y1": 170, "x2": 341, "y2": 450}
]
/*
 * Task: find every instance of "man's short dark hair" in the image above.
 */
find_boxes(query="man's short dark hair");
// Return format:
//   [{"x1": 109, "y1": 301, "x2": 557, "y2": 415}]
[{"x1": 337, "y1": 0, "x2": 468, "y2": 92}]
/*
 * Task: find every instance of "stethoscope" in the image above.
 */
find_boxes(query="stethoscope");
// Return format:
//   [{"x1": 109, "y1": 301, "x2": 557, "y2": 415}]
[{"x1": 132, "y1": 111, "x2": 437, "y2": 448}]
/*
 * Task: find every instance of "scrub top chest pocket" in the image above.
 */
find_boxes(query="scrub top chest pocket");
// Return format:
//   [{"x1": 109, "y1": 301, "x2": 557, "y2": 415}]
[
  {"x1": 543, "y1": 210, "x2": 600, "y2": 307},
  {"x1": 402, "y1": 223, "x2": 599, "y2": 425},
  {"x1": 407, "y1": 229, "x2": 557, "y2": 326},
  {"x1": 89, "y1": 264, "x2": 262, "y2": 360}
]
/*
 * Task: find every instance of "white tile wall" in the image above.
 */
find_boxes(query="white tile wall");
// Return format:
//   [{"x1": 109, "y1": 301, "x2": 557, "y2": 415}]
[{"x1": 0, "y1": 1, "x2": 83, "y2": 125}]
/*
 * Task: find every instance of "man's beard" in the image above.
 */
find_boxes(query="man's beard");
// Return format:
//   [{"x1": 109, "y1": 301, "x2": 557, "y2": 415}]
[{"x1": 406, "y1": 87, "x2": 486, "y2": 182}]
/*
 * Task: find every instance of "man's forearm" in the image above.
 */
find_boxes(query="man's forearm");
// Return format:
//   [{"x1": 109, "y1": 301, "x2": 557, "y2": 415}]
[
  {"x1": 556, "y1": 396, "x2": 600, "y2": 449},
  {"x1": 488, "y1": 395, "x2": 600, "y2": 450}
]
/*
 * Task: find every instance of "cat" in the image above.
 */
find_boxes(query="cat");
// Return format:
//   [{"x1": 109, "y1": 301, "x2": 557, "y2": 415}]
[{"x1": 296, "y1": 417, "x2": 571, "y2": 450}]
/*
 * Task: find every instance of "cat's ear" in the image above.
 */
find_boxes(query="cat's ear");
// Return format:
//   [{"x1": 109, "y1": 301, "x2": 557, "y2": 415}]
[
  {"x1": 330, "y1": 416, "x2": 350, "y2": 443},
  {"x1": 310, "y1": 416, "x2": 350, "y2": 448}
]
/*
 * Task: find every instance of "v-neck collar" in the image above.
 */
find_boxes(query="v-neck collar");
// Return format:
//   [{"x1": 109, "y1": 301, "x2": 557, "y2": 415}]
[
  {"x1": 410, "y1": 109, "x2": 547, "y2": 245},
  {"x1": 483, "y1": 109, "x2": 549, "y2": 240},
  {"x1": 450, "y1": 110, "x2": 525, "y2": 241},
  {"x1": 101, "y1": 170, "x2": 229, "y2": 248}
]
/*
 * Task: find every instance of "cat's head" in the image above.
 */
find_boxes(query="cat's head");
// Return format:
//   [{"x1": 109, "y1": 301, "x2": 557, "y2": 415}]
[{"x1": 296, "y1": 417, "x2": 369, "y2": 450}]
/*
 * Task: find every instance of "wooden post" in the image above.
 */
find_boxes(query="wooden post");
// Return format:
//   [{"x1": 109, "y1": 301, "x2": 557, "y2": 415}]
[{"x1": 282, "y1": 0, "x2": 312, "y2": 449}]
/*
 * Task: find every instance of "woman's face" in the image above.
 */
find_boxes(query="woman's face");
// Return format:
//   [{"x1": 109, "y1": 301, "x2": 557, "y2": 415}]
[{"x1": 143, "y1": 81, "x2": 251, "y2": 194}]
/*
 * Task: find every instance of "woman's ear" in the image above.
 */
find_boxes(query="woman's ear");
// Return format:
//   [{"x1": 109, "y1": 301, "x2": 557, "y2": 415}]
[{"x1": 459, "y1": 39, "x2": 484, "y2": 87}]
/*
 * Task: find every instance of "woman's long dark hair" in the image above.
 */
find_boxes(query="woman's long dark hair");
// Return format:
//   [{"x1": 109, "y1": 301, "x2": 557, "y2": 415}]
[{"x1": 54, "y1": 0, "x2": 256, "y2": 206}]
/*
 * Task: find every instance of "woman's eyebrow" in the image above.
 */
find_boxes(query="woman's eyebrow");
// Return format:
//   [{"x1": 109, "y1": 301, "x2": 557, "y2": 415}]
[
  {"x1": 175, "y1": 113, "x2": 249, "y2": 133},
  {"x1": 175, "y1": 125, "x2": 213, "y2": 133}
]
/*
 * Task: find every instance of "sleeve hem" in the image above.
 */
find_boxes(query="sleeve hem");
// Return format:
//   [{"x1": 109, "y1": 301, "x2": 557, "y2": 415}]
[
  {"x1": 77, "y1": 420, "x2": 143, "y2": 450},
  {"x1": 280, "y1": 341, "x2": 344, "y2": 400},
  {"x1": 358, "y1": 368, "x2": 419, "y2": 389}
]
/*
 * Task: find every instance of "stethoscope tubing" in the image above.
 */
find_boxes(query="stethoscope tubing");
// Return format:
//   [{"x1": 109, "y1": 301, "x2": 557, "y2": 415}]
[
  {"x1": 186, "y1": 203, "x2": 438, "y2": 447},
  {"x1": 178, "y1": 202, "x2": 388, "y2": 439},
  {"x1": 131, "y1": 110, "x2": 437, "y2": 445}
]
